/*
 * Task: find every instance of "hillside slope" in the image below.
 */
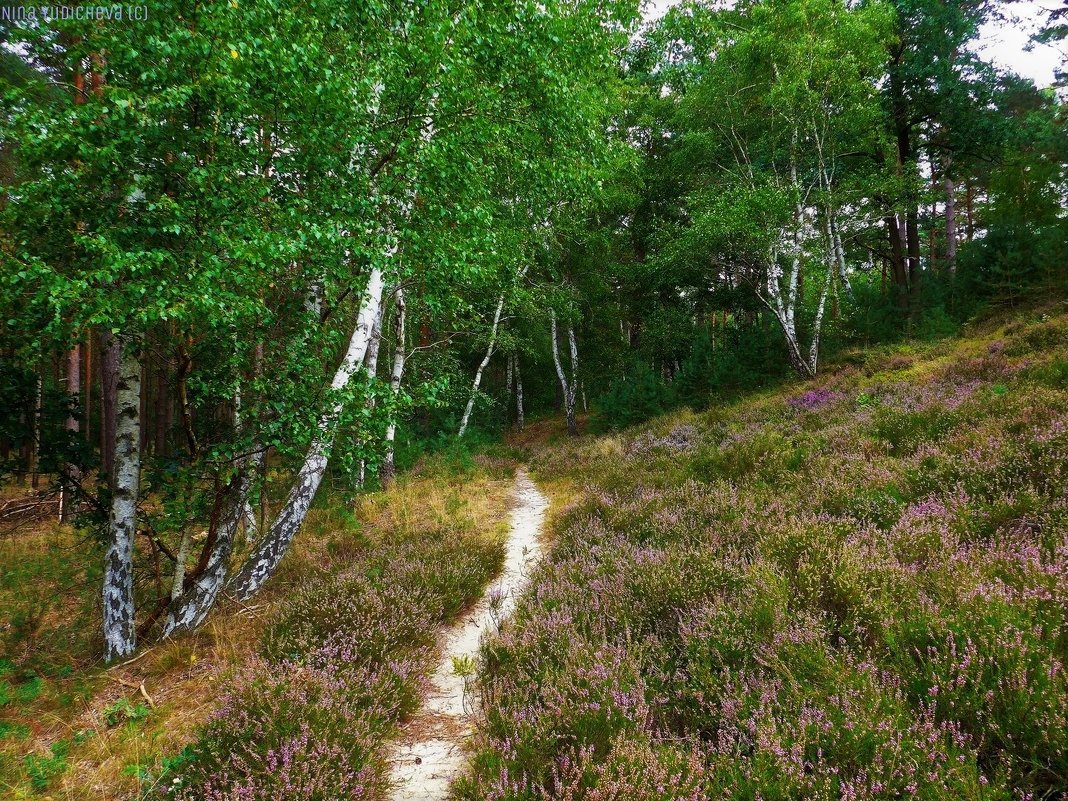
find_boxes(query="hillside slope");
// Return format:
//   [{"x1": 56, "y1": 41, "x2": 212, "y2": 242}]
[{"x1": 460, "y1": 302, "x2": 1068, "y2": 800}]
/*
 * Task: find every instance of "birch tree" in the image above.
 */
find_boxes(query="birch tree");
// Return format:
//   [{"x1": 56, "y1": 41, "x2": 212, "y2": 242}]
[
  {"x1": 458, "y1": 293, "x2": 505, "y2": 438},
  {"x1": 550, "y1": 309, "x2": 581, "y2": 436},
  {"x1": 102, "y1": 335, "x2": 141, "y2": 661},
  {"x1": 380, "y1": 287, "x2": 407, "y2": 487},
  {"x1": 663, "y1": 0, "x2": 890, "y2": 376}
]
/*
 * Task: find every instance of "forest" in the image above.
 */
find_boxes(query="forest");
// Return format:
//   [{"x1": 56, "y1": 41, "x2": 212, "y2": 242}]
[{"x1": 0, "y1": 0, "x2": 1066, "y2": 798}]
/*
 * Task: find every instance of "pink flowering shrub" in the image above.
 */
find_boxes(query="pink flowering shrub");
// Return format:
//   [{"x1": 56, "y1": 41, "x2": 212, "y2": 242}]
[
  {"x1": 460, "y1": 313, "x2": 1068, "y2": 800},
  {"x1": 171, "y1": 519, "x2": 505, "y2": 799}
]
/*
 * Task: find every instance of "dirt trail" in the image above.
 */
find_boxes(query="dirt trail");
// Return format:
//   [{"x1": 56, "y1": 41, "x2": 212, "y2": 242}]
[{"x1": 386, "y1": 468, "x2": 548, "y2": 800}]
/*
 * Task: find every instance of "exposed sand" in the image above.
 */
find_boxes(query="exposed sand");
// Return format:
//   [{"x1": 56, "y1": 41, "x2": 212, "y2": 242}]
[{"x1": 387, "y1": 468, "x2": 548, "y2": 800}]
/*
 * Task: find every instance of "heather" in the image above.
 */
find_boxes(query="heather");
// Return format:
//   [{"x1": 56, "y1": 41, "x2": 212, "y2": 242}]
[
  {"x1": 167, "y1": 462, "x2": 509, "y2": 800},
  {"x1": 460, "y1": 307, "x2": 1068, "y2": 800}
]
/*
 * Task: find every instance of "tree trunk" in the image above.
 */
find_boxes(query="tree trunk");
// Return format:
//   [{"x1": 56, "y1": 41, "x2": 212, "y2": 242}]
[
  {"x1": 458, "y1": 293, "x2": 505, "y2": 438},
  {"x1": 358, "y1": 300, "x2": 386, "y2": 486},
  {"x1": 103, "y1": 335, "x2": 141, "y2": 662},
  {"x1": 550, "y1": 310, "x2": 578, "y2": 436},
  {"x1": 229, "y1": 267, "x2": 384, "y2": 600},
  {"x1": 505, "y1": 352, "x2": 514, "y2": 426},
  {"x1": 83, "y1": 334, "x2": 92, "y2": 445},
  {"x1": 514, "y1": 354, "x2": 524, "y2": 432},
  {"x1": 886, "y1": 214, "x2": 909, "y2": 306},
  {"x1": 890, "y1": 62, "x2": 921, "y2": 302},
  {"x1": 944, "y1": 176, "x2": 957, "y2": 271},
  {"x1": 29, "y1": 368, "x2": 42, "y2": 489},
  {"x1": 162, "y1": 469, "x2": 248, "y2": 635},
  {"x1": 60, "y1": 342, "x2": 81, "y2": 522},
  {"x1": 153, "y1": 345, "x2": 170, "y2": 456},
  {"x1": 381, "y1": 287, "x2": 406, "y2": 488},
  {"x1": 827, "y1": 207, "x2": 852, "y2": 298},
  {"x1": 965, "y1": 181, "x2": 974, "y2": 241},
  {"x1": 807, "y1": 235, "x2": 836, "y2": 373},
  {"x1": 906, "y1": 209, "x2": 921, "y2": 299},
  {"x1": 100, "y1": 331, "x2": 119, "y2": 480}
]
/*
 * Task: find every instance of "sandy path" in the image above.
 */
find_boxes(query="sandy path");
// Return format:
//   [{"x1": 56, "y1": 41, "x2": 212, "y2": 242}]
[{"x1": 386, "y1": 468, "x2": 548, "y2": 801}]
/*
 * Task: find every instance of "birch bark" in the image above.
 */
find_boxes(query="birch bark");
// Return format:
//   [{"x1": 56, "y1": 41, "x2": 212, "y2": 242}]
[
  {"x1": 381, "y1": 287, "x2": 406, "y2": 487},
  {"x1": 550, "y1": 310, "x2": 579, "y2": 436},
  {"x1": 103, "y1": 335, "x2": 141, "y2": 662},
  {"x1": 514, "y1": 355, "x2": 524, "y2": 432},
  {"x1": 457, "y1": 293, "x2": 505, "y2": 438},
  {"x1": 359, "y1": 301, "x2": 386, "y2": 486},
  {"x1": 229, "y1": 266, "x2": 385, "y2": 600}
]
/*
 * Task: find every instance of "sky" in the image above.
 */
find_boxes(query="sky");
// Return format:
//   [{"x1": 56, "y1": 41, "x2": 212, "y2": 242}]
[{"x1": 643, "y1": 0, "x2": 1066, "y2": 88}]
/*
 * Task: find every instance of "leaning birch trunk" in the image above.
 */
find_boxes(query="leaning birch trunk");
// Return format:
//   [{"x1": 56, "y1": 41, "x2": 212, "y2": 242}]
[
  {"x1": 514, "y1": 354, "x2": 524, "y2": 432},
  {"x1": 550, "y1": 310, "x2": 578, "y2": 436},
  {"x1": 102, "y1": 335, "x2": 141, "y2": 662},
  {"x1": 229, "y1": 267, "x2": 384, "y2": 600},
  {"x1": 162, "y1": 469, "x2": 249, "y2": 635},
  {"x1": 457, "y1": 293, "x2": 505, "y2": 438},
  {"x1": 763, "y1": 245, "x2": 815, "y2": 379},
  {"x1": 381, "y1": 287, "x2": 406, "y2": 487}
]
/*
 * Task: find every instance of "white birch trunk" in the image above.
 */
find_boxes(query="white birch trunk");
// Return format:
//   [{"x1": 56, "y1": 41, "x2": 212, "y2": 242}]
[
  {"x1": 550, "y1": 310, "x2": 579, "y2": 436},
  {"x1": 514, "y1": 354, "x2": 524, "y2": 432},
  {"x1": 229, "y1": 266, "x2": 385, "y2": 600},
  {"x1": 60, "y1": 342, "x2": 81, "y2": 522},
  {"x1": 358, "y1": 301, "x2": 386, "y2": 486},
  {"x1": 231, "y1": 381, "x2": 258, "y2": 542},
  {"x1": 457, "y1": 293, "x2": 505, "y2": 438},
  {"x1": 828, "y1": 210, "x2": 852, "y2": 297},
  {"x1": 170, "y1": 529, "x2": 192, "y2": 603},
  {"x1": 381, "y1": 287, "x2": 406, "y2": 487},
  {"x1": 162, "y1": 468, "x2": 249, "y2": 635},
  {"x1": 808, "y1": 242, "x2": 835, "y2": 373},
  {"x1": 764, "y1": 245, "x2": 815, "y2": 378},
  {"x1": 102, "y1": 335, "x2": 141, "y2": 662}
]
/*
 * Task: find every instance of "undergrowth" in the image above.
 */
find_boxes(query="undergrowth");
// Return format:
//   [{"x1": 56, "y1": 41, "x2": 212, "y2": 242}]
[
  {"x1": 458, "y1": 303, "x2": 1068, "y2": 801},
  {"x1": 1, "y1": 453, "x2": 515, "y2": 800}
]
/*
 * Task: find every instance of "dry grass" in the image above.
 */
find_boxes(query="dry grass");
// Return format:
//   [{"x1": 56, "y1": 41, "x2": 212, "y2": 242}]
[{"x1": 0, "y1": 454, "x2": 518, "y2": 800}]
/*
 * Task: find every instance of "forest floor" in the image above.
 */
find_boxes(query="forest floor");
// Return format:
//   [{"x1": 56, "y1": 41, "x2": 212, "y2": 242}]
[
  {"x1": 3, "y1": 298, "x2": 1067, "y2": 800},
  {"x1": 0, "y1": 452, "x2": 518, "y2": 799}
]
